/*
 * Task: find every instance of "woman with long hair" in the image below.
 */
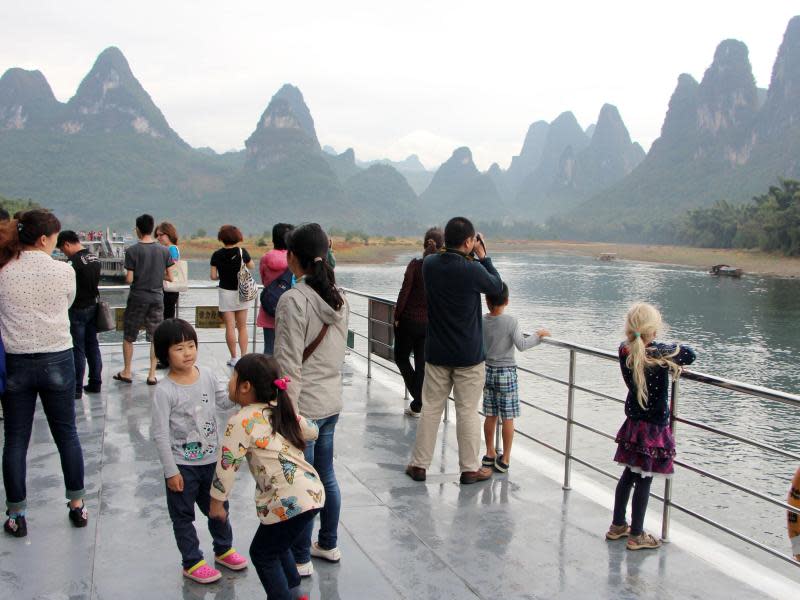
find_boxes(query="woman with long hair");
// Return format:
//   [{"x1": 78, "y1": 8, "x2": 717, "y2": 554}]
[
  {"x1": 273, "y1": 223, "x2": 349, "y2": 577},
  {"x1": 394, "y1": 227, "x2": 444, "y2": 416},
  {"x1": 0, "y1": 210, "x2": 87, "y2": 537}
]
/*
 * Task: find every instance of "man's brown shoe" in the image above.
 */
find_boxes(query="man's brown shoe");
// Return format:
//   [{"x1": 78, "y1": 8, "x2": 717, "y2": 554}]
[
  {"x1": 405, "y1": 465, "x2": 426, "y2": 482},
  {"x1": 459, "y1": 467, "x2": 493, "y2": 484}
]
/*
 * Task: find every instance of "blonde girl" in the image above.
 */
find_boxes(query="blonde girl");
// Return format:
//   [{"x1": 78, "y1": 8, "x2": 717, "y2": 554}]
[{"x1": 606, "y1": 303, "x2": 696, "y2": 550}]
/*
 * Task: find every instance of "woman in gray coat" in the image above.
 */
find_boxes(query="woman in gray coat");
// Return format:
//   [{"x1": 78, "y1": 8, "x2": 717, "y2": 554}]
[{"x1": 274, "y1": 223, "x2": 349, "y2": 577}]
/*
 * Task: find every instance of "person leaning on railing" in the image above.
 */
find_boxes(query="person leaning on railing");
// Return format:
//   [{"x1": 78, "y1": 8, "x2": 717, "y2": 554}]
[
  {"x1": 406, "y1": 216, "x2": 503, "y2": 485},
  {"x1": 273, "y1": 223, "x2": 349, "y2": 577},
  {"x1": 0, "y1": 209, "x2": 88, "y2": 538},
  {"x1": 393, "y1": 226, "x2": 443, "y2": 417}
]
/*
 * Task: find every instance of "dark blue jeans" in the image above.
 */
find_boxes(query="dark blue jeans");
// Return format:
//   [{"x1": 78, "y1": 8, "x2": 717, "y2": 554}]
[
  {"x1": 262, "y1": 327, "x2": 275, "y2": 356},
  {"x1": 165, "y1": 463, "x2": 233, "y2": 569},
  {"x1": 292, "y1": 414, "x2": 341, "y2": 563},
  {"x1": 1, "y1": 350, "x2": 85, "y2": 511},
  {"x1": 251, "y1": 510, "x2": 317, "y2": 600},
  {"x1": 69, "y1": 305, "x2": 102, "y2": 392}
]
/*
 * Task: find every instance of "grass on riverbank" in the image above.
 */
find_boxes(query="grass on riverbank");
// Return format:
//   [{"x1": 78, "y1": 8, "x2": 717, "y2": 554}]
[{"x1": 180, "y1": 236, "x2": 800, "y2": 278}]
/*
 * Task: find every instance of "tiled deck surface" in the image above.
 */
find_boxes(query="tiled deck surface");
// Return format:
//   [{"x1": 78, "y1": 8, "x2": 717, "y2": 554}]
[{"x1": 0, "y1": 343, "x2": 796, "y2": 599}]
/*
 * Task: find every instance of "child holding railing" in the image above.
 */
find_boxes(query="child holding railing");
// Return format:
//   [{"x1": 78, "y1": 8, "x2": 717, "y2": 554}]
[
  {"x1": 481, "y1": 282, "x2": 550, "y2": 472},
  {"x1": 606, "y1": 303, "x2": 695, "y2": 550}
]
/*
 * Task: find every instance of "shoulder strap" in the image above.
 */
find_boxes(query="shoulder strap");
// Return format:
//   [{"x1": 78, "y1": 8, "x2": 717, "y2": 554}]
[{"x1": 302, "y1": 324, "x2": 329, "y2": 363}]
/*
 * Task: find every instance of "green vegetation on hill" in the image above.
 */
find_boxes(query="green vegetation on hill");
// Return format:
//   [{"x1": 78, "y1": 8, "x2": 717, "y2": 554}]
[
  {"x1": 676, "y1": 179, "x2": 800, "y2": 255},
  {"x1": 0, "y1": 193, "x2": 39, "y2": 216}
]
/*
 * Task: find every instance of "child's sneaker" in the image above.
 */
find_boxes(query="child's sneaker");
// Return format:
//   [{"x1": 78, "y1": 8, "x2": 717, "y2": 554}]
[
  {"x1": 626, "y1": 531, "x2": 661, "y2": 550},
  {"x1": 310, "y1": 541, "x2": 341, "y2": 563},
  {"x1": 215, "y1": 548, "x2": 248, "y2": 571},
  {"x1": 481, "y1": 455, "x2": 495, "y2": 467},
  {"x1": 67, "y1": 501, "x2": 88, "y2": 528},
  {"x1": 4, "y1": 513, "x2": 27, "y2": 538},
  {"x1": 296, "y1": 561, "x2": 314, "y2": 577},
  {"x1": 493, "y1": 456, "x2": 510, "y2": 473},
  {"x1": 605, "y1": 523, "x2": 630, "y2": 540},
  {"x1": 183, "y1": 560, "x2": 222, "y2": 583}
]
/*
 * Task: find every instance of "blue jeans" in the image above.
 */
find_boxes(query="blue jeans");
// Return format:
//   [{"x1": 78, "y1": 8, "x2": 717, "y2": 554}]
[
  {"x1": 165, "y1": 464, "x2": 233, "y2": 568},
  {"x1": 262, "y1": 327, "x2": 275, "y2": 356},
  {"x1": 69, "y1": 305, "x2": 102, "y2": 392},
  {"x1": 251, "y1": 510, "x2": 317, "y2": 599},
  {"x1": 292, "y1": 414, "x2": 341, "y2": 563},
  {"x1": 1, "y1": 350, "x2": 85, "y2": 511}
]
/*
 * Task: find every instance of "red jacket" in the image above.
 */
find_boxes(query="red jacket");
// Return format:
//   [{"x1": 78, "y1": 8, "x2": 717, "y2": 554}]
[{"x1": 256, "y1": 249, "x2": 289, "y2": 328}]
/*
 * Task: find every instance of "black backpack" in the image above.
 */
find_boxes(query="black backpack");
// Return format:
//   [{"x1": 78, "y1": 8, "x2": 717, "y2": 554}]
[{"x1": 260, "y1": 268, "x2": 293, "y2": 316}]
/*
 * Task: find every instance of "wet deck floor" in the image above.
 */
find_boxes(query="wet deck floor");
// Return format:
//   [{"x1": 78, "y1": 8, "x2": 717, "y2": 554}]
[{"x1": 0, "y1": 343, "x2": 796, "y2": 599}]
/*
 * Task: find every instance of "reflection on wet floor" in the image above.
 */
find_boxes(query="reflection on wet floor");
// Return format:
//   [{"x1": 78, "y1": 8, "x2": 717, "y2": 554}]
[{"x1": 0, "y1": 343, "x2": 793, "y2": 599}]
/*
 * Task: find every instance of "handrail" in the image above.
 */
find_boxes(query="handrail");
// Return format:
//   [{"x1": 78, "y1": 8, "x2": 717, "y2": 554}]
[{"x1": 339, "y1": 285, "x2": 800, "y2": 567}]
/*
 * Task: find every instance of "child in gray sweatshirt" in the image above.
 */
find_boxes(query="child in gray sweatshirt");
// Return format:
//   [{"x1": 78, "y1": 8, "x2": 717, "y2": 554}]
[
  {"x1": 482, "y1": 283, "x2": 550, "y2": 472},
  {"x1": 150, "y1": 318, "x2": 248, "y2": 584}
]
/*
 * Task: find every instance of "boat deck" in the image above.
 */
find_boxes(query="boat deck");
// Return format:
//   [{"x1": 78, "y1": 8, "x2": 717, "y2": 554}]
[{"x1": 0, "y1": 343, "x2": 795, "y2": 599}]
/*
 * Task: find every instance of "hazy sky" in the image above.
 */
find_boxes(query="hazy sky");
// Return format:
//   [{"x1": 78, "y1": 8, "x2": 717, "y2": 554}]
[{"x1": 2, "y1": 2, "x2": 797, "y2": 170}]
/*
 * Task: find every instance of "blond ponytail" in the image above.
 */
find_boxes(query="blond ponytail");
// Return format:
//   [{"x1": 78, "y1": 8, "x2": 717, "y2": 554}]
[{"x1": 624, "y1": 303, "x2": 682, "y2": 409}]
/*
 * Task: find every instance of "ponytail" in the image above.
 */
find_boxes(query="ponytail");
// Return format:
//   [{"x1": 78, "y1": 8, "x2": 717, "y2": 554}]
[
  {"x1": 233, "y1": 354, "x2": 305, "y2": 450},
  {"x1": 422, "y1": 226, "x2": 444, "y2": 257},
  {"x1": 624, "y1": 303, "x2": 681, "y2": 409},
  {"x1": 286, "y1": 223, "x2": 344, "y2": 311},
  {"x1": 0, "y1": 209, "x2": 60, "y2": 269}
]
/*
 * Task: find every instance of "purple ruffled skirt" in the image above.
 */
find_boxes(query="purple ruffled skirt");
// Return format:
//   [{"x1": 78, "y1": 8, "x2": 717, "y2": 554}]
[{"x1": 613, "y1": 417, "x2": 675, "y2": 477}]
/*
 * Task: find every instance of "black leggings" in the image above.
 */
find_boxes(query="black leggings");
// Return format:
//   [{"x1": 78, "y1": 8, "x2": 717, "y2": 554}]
[{"x1": 612, "y1": 467, "x2": 653, "y2": 536}]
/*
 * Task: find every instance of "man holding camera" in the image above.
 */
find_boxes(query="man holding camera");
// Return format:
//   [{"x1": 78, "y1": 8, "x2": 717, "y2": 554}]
[{"x1": 406, "y1": 216, "x2": 503, "y2": 484}]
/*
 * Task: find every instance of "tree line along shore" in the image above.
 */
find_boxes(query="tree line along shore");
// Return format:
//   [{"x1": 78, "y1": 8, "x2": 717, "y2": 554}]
[{"x1": 177, "y1": 236, "x2": 800, "y2": 278}]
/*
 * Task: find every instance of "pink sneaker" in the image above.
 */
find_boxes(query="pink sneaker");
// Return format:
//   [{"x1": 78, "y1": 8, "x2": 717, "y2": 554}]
[
  {"x1": 183, "y1": 560, "x2": 222, "y2": 583},
  {"x1": 215, "y1": 548, "x2": 248, "y2": 571}
]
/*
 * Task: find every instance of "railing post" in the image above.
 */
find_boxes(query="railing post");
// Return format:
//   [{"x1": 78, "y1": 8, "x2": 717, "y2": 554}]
[
  {"x1": 662, "y1": 376, "x2": 679, "y2": 542},
  {"x1": 444, "y1": 395, "x2": 450, "y2": 422},
  {"x1": 175, "y1": 294, "x2": 180, "y2": 319},
  {"x1": 251, "y1": 293, "x2": 258, "y2": 353},
  {"x1": 367, "y1": 301, "x2": 372, "y2": 379},
  {"x1": 563, "y1": 349, "x2": 576, "y2": 490},
  {"x1": 495, "y1": 418, "x2": 502, "y2": 456}
]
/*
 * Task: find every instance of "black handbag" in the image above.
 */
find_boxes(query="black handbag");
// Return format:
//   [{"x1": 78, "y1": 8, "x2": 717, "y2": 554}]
[{"x1": 95, "y1": 300, "x2": 114, "y2": 332}]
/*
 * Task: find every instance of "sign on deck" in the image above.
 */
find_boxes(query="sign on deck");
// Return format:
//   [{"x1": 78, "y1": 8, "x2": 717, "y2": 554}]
[{"x1": 195, "y1": 306, "x2": 224, "y2": 328}]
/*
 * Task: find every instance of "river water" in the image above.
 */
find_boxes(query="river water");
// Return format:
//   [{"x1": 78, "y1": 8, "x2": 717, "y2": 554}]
[{"x1": 107, "y1": 253, "x2": 800, "y2": 563}]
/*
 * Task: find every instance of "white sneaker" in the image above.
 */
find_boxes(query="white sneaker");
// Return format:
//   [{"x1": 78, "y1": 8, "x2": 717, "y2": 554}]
[
  {"x1": 404, "y1": 407, "x2": 421, "y2": 418},
  {"x1": 296, "y1": 561, "x2": 314, "y2": 577},
  {"x1": 310, "y1": 542, "x2": 342, "y2": 562},
  {"x1": 226, "y1": 357, "x2": 239, "y2": 367}
]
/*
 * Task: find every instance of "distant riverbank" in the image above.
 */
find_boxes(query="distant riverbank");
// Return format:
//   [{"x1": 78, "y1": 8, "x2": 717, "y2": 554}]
[{"x1": 180, "y1": 237, "x2": 800, "y2": 277}]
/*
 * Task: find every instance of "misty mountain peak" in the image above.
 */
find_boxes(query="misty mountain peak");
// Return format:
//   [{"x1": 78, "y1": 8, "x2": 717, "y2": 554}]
[
  {"x1": 245, "y1": 84, "x2": 321, "y2": 169},
  {"x1": 696, "y1": 39, "x2": 758, "y2": 134},
  {"x1": 507, "y1": 120, "x2": 549, "y2": 192},
  {"x1": 592, "y1": 104, "x2": 633, "y2": 149},
  {"x1": 0, "y1": 68, "x2": 59, "y2": 131},
  {"x1": 761, "y1": 15, "x2": 800, "y2": 134},
  {"x1": 66, "y1": 46, "x2": 183, "y2": 143}
]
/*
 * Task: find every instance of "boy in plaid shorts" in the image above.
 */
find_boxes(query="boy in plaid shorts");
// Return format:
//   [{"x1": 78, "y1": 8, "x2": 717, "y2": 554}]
[{"x1": 482, "y1": 283, "x2": 549, "y2": 472}]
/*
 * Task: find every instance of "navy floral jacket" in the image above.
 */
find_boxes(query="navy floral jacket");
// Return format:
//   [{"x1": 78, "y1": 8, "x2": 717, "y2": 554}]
[{"x1": 618, "y1": 341, "x2": 696, "y2": 426}]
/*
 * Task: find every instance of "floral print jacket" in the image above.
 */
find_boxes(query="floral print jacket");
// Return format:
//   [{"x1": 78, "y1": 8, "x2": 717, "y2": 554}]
[{"x1": 209, "y1": 403, "x2": 325, "y2": 524}]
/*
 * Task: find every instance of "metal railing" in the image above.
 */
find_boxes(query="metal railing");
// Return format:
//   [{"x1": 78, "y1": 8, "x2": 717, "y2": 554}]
[
  {"x1": 98, "y1": 282, "x2": 261, "y2": 352},
  {"x1": 340, "y1": 287, "x2": 800, "y2": 568}
]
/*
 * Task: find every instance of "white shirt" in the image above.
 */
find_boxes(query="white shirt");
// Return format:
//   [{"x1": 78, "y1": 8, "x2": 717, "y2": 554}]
[{"x1": 0, "y1": 251, "x2": 76, "y2": 354}]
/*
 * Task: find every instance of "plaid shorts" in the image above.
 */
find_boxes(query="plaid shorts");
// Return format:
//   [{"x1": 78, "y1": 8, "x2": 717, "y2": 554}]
[
  {"x1": 483, "y1": 365, "x2": 520, "y2": 419},
  {"x1": 123, "y1": 297, "x2": 164, "y2": 343}
]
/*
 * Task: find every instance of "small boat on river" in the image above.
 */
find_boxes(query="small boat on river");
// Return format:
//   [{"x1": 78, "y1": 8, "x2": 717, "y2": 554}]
[
  {"x1": 597, "y1": 253, "x2": 617, "y2": 261},
  {"x1": 709, "y1": 264, "x2": 743, "y2": 278}
]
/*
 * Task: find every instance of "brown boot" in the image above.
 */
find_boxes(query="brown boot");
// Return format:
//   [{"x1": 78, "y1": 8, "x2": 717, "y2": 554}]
[
  {"x1": 405, "y1": 465, "x2": 426, "y2": 482},
  {"x1": 459, "y1": 466, "x2": 493, "y2": 484}
]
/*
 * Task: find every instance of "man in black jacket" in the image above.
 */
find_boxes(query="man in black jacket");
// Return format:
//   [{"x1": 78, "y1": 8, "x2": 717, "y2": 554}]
[
  {"x1": 57, "y1": 231, "x2": 102, "y2": 399},
  {"x1": 406, "y1": 216, "x2": 503, "y2": 484}
]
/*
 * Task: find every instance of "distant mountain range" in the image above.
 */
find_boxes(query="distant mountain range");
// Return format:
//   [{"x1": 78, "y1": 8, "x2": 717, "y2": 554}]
[{"x1": 1, "y1": 16, "x2": 799, "y2": 240}]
